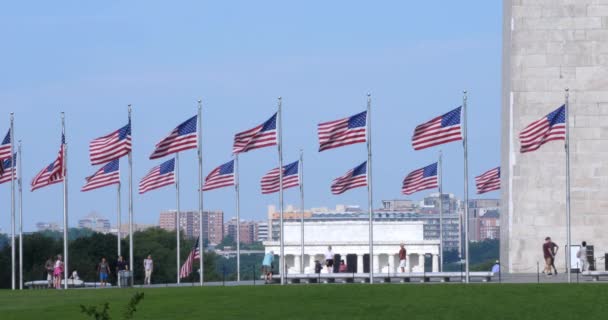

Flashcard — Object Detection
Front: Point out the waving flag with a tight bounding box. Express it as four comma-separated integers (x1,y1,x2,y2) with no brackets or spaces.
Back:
81,160,120,192
318,111,367,152
233,113,277,154
402,163,438,195
202,160,235,191
519,105,566,153
0,129,11,160
261,161,299,194
89,122,131,165
0,154,16,184
180,237,200,278
331,162,367,195
31,135,65,191
476,167,500,194
412,107,462,150
139,158,175,194
150,116,197,159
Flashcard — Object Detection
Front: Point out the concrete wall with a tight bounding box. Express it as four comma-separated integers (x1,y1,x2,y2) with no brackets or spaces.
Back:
502,0,608,272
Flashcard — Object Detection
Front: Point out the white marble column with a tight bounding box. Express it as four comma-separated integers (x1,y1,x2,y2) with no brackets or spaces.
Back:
294,255,301,273
388,254,396,273
405,254,412,272
309,255,315,272
357,254,364,273
418,254,426,272
432,254,439,272
373,255,380,273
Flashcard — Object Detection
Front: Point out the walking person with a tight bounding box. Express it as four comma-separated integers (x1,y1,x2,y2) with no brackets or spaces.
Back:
45,257,54,288
116,256,127,287
542,237,559,276
262,251,274,284
325,246,334,273
577,241,589,272
53,254,64,289
98,257,111,288
399,243,407,273
143,255,154,285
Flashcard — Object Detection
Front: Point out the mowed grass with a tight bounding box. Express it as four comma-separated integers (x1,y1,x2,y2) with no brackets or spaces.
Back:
1,284,606,320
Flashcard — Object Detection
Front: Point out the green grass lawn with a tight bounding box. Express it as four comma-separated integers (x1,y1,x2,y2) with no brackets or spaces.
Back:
0,284,605,320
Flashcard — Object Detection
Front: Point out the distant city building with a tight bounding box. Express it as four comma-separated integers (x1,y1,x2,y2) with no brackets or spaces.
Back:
471,210,500,242
78,213,111,233
224,218,257,244
159,210,224,245
36,222,61,232
256,222,269,241
421,193,461,214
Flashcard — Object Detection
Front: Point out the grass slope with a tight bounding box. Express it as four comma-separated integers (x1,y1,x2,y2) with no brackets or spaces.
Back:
1,284,606,320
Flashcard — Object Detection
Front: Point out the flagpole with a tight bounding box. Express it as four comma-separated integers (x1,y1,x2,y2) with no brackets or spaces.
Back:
462,91,470,284
117,182,121,257
565,88,572,283
18,140,23,290
61,112,69,290
438,150,443,272
235,154,241,282
278,97,285,285
299,149,305,274
10,113,15,290
367,93,374,284
197,100,204,286
175,153,181,285
128,105,134,286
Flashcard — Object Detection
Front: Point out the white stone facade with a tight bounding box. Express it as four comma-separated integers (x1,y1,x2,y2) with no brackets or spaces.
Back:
264,221,440,274
502,0,608,272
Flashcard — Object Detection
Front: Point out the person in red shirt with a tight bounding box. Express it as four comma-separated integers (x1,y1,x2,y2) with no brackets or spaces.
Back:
339,260,348,273
542,237,559,276
399,243,407,273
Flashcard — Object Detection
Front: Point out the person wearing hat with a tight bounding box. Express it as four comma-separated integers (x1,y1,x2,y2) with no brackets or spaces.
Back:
262,250,275,283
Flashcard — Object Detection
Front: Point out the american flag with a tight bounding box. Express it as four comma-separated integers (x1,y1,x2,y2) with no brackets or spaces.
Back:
260,161,299,194
412,106,462,150
89,122,131,165
519,105,565,153
476,167,500,194
31,135,65,192
0,154,16,184
0,129,11,160
331,161,367,195
202,160,235,191
150,116,197,160
318,111,367,152
233,113,277,154
402,162,438,195
139,158,175,194
81,159,120,192
180,237,200,278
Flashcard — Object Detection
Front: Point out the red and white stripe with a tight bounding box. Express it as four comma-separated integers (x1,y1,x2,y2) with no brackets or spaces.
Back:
475,167,500,194
412,109,462,151
232,114,277,154
202,163,234,191
89,127,131,165
402,168,437,195
331,170,367,195
31,146,64,191
260,167,299,195
81,165,120,192
317,113,366,152
0,167,16,184
0,129,12,161
180,239,200,278
138,165,175,194
519,118,565,153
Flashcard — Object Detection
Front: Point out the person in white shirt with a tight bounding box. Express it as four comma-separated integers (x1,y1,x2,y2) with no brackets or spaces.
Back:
577,241,588,272
143,255,153,285
325,246,334,273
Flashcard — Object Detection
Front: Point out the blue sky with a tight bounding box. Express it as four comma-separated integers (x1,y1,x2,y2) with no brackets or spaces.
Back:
0,1,502,231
